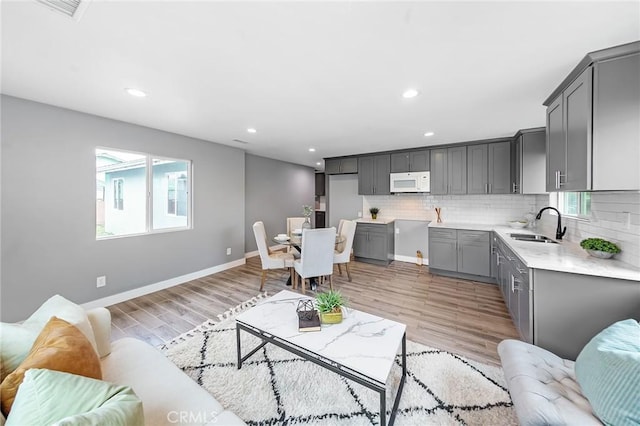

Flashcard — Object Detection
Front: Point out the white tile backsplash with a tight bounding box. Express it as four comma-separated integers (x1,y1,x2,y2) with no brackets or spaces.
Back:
362,193,538,224
535,192,640,268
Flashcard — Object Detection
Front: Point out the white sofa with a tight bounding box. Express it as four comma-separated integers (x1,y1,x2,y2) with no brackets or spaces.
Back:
87,307,245,426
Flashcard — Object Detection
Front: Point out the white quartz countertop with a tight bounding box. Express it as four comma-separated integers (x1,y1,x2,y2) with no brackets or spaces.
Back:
428,222,640,281
355,217,395,224
235,290,406,384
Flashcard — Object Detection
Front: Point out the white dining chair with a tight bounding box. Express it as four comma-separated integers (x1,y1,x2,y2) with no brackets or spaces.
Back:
334,220,357,282
286,217,306,256
253,221,294,291
293,227,336,294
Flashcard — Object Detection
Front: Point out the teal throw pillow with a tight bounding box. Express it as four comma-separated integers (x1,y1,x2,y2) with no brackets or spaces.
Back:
6,368,143,426
575,319,640,426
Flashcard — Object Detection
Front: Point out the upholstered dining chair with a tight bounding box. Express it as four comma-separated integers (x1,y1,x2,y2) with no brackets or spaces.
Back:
253,221,294,291
333,220,357,282
286,217,306,256
293,227,336,294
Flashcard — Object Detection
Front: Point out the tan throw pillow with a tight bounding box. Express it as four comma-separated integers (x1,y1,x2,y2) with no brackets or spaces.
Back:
0,317,102,416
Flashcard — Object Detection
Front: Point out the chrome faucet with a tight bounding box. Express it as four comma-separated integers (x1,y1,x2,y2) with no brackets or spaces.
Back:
536,207,567,240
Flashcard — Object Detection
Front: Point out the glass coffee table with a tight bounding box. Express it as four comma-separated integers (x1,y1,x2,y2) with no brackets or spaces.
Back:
236,290,407,426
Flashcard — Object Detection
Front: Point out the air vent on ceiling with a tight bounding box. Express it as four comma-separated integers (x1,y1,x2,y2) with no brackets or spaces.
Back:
36,0,90,21
232,139,250,145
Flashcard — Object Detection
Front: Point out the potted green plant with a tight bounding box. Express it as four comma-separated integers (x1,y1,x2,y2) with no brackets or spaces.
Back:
302,205,313,229
369,207,380,220
579,238,621,259
315,290,346,324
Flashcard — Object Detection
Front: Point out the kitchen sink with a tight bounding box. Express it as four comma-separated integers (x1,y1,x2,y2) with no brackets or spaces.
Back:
509,233,559,244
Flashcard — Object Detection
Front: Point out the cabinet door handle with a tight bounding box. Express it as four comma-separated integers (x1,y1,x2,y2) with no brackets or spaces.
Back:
506,255,515,261
512,182,517,193
516,266,527,274
511,275,520,292
488,183,492,193
555,170,559,189
558,172,565,188
485,183,489,193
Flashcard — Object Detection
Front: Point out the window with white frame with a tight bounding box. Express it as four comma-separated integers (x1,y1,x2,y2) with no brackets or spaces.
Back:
96,148,192,238
557,192,591,218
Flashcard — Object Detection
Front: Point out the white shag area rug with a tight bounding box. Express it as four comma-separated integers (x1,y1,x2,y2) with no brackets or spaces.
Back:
162,294,517,425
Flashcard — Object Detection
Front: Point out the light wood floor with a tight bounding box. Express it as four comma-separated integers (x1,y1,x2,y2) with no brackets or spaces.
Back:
107,256,519,366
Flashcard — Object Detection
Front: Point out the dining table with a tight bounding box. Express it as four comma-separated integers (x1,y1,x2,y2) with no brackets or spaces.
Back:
273,231,346,289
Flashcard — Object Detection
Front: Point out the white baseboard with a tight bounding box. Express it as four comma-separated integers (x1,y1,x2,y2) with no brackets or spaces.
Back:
394,254,430,266
81,258,246,310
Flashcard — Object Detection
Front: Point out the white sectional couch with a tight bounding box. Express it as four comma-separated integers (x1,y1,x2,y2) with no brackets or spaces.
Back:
88,307,245,426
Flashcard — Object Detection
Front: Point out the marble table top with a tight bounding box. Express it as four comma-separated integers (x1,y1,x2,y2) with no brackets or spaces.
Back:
235,290,406,384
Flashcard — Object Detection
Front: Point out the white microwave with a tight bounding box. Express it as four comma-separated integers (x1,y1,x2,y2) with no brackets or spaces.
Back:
390,171,431,193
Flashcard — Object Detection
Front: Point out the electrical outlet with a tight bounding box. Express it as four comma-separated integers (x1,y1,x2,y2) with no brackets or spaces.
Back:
96,276,106,288
357,211,362,217
226,247,231,255
395,228,400,234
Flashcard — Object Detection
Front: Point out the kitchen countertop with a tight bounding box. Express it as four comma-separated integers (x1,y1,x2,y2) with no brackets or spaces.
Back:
355,217,395,225
428,222,640,281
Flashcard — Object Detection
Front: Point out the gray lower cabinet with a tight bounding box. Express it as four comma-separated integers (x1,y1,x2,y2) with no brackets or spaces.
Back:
457,231,491,276
428,229,457,271
495,237,532,344
358,154,391,195
428,228,491,281
494,233,639,360
325,157,358,175
353,222,394,265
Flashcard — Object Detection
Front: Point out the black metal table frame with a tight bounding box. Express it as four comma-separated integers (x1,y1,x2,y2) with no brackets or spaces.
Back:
236,320,407,426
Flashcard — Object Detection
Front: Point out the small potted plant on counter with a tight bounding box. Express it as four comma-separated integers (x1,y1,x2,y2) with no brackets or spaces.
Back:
316,290,346,324
369,207,380,220
579,238,621,259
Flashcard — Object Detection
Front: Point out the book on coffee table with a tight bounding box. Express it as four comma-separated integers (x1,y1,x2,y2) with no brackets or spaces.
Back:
298,310,321,332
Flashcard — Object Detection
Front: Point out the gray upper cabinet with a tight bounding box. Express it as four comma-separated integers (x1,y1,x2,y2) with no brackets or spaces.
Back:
447,146,467,194
390,150,430,173
467,142,510,194
544,41,640,192
546,95,565,192
593,52,640,190
430,149,448,195
488,142,511,193
358,154,390,195
325,157,358,175
563,68,591,191
513,128,546,194
467,144,488,194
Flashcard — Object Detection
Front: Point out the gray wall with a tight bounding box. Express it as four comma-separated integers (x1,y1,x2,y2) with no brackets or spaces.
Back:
328,174,361,228
244,154,315,253
1,96,245,321
395,219,430,259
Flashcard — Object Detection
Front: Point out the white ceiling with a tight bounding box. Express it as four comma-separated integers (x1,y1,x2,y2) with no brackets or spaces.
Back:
2,1,639,169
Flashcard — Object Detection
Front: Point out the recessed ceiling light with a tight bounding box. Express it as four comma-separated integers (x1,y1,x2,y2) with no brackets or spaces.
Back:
247,128,257,134
424,131,435,137
402,89,419,99
309,148,316,152
125,88,147,98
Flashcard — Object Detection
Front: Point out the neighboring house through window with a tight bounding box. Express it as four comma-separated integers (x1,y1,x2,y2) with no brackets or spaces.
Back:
96,148,192,239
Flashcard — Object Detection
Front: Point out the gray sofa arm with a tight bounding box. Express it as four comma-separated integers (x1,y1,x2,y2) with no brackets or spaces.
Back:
498,339,601,426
